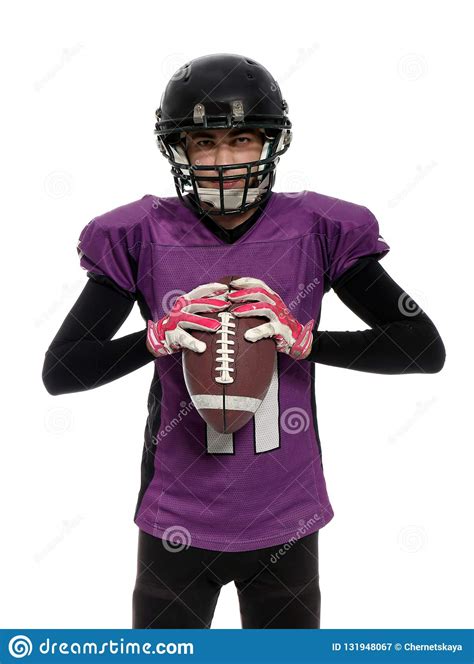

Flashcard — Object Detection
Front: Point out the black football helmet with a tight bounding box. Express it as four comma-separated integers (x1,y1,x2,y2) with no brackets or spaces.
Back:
154,53,292,216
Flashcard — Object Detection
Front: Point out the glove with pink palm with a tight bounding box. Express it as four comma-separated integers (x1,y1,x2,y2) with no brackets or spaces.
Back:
146,282,230,357
226,277,314,360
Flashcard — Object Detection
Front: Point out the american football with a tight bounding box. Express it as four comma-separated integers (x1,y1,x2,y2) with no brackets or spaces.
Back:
182,275,276,434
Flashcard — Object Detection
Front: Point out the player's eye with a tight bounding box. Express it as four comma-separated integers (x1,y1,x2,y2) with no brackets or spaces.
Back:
195,136,252,148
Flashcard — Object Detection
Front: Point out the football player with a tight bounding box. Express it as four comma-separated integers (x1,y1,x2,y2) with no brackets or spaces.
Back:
43,53,446,629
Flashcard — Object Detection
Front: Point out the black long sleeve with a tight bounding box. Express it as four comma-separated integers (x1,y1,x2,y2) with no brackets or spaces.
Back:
305,256,446,374
42,276,155,395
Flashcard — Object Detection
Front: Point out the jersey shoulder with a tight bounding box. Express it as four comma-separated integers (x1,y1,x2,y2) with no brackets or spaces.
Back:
86,194,155,233
77,195,156,295
298,190,377,233
265,190,377,240
297,191,390,288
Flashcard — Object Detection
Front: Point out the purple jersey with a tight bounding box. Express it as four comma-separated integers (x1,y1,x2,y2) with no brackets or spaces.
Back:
77,191,390,552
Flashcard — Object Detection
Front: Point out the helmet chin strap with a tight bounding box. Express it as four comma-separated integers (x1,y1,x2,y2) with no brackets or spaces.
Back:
171,129,286,213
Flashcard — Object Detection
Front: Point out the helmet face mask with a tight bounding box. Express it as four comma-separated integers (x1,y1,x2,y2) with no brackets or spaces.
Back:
154,54,292,216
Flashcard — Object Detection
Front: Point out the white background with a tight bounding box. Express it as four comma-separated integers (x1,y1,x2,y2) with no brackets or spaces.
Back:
1,0,471,629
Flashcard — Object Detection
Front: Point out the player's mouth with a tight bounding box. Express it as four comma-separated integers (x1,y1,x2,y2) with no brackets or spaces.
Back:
207,178,245,189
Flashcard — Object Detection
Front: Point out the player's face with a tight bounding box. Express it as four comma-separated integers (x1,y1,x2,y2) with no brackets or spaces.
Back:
184,128,264,189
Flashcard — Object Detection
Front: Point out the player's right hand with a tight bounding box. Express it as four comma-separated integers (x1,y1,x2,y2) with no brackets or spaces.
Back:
146,282,231,357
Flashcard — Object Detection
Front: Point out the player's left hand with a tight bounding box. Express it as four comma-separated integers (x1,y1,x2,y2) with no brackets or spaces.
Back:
226,277,315,360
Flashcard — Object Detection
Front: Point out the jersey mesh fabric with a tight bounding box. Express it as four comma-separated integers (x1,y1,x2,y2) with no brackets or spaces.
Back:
77,190,390,552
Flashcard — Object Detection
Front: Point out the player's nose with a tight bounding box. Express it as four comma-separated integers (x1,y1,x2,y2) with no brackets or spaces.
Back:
213,142,235,165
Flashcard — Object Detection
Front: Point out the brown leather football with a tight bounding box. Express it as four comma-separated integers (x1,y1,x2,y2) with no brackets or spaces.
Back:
182,275,276,434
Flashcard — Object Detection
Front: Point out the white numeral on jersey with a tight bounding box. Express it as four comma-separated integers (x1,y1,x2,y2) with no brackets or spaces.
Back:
206,359,280,454
254,360,280,452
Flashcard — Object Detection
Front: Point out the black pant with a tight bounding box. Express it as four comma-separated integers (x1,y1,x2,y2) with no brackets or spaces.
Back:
132,529,320,629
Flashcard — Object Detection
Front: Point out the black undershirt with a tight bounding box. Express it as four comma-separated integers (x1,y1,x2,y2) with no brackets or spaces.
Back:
42,199,445,395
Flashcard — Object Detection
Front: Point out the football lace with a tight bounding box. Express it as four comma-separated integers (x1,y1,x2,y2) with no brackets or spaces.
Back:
215,311,236,384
